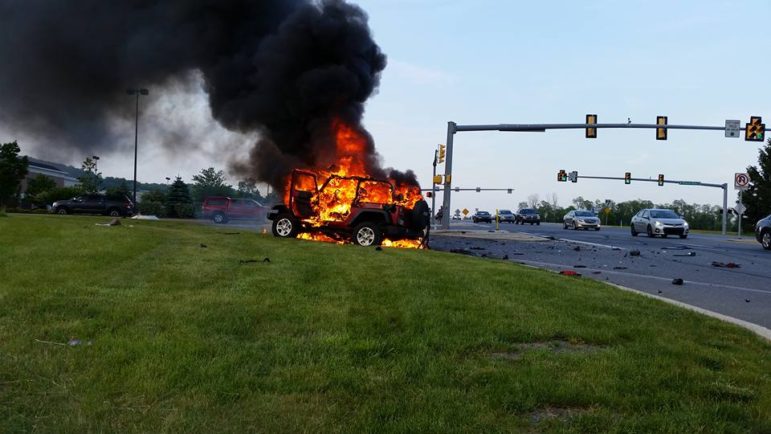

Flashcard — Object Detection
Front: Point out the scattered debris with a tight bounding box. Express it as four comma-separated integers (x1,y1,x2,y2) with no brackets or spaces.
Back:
629,250,641,257
573,265,587,268
450,248,474,256
573,246,581,252
613,266,627,270
469,247,485,250
222,232,241,235
612,247,621,251
711,261,740,268
502,254,509,260
657,290,663,294
263,257,271,263
672,278,684,285
95,218,121,227
559,270,581,277
509,252,524,256
34,339,66,346
745,299,751,303
239,259,258,264
67,338,92,346
131,214,159,220
200,243,208,248
674,252,696,257
591,271,602,275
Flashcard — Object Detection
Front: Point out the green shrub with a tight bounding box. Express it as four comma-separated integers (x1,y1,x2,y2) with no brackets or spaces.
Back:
138,201,166,217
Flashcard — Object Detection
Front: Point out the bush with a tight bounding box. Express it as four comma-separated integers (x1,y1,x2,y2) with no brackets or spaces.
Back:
35,186,83,207
173,203,195,218
138,201,166,217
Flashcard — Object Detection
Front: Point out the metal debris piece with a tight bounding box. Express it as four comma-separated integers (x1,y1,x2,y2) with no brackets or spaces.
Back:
629,250,641,257
672,278,684,285
559,270,581,277
711,261,740,268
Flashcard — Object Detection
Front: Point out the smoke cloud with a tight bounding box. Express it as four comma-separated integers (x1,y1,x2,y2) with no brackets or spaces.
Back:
0,0,405,190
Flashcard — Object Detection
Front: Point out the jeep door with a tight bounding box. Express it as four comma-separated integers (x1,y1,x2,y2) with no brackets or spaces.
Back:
290,171,318,219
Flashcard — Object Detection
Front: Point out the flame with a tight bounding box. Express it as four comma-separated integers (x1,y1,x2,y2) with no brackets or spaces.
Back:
280,118,425,249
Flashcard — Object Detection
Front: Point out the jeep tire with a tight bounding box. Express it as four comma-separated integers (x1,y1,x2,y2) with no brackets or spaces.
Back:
352,222,383,247
272,214,299,238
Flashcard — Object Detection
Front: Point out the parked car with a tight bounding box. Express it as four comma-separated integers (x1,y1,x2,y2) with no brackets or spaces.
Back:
52,193,134,217
564,210,601,230
496,209,516,223
755,214,771,250
630,208,689,238
515,208,540,225
202,196,267,224
472,210,492,223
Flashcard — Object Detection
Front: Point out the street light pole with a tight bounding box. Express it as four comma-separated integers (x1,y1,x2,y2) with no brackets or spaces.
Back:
126,88,149,206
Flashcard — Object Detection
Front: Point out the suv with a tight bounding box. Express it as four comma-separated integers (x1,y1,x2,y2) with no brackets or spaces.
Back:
515,208,540,225
202,197,266,224
267,169,429,246
497,209,516,223
52,194,134,217
755,214,771,250
472,211,492,223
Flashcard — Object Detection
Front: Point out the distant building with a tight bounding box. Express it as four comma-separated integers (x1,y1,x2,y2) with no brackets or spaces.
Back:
20,157,79,192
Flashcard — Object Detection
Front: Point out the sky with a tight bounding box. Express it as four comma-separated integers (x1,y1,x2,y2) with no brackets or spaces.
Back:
13,0,771,212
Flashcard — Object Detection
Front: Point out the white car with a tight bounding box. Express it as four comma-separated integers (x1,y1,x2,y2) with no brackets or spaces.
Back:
563,210,600,230
630,208,689,239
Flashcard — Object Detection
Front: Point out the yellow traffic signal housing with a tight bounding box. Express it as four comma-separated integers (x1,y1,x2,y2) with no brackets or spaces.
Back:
432,175,442,184
585,114,597,138
658,174,664,186
745,116,765,142
656,116,668,140
438,144,446,163
624,172,631,184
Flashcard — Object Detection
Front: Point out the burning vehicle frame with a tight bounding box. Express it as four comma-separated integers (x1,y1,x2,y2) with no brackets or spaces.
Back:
268,168,430,247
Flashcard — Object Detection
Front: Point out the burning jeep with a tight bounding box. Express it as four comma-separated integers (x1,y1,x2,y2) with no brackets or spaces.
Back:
267,169,430,247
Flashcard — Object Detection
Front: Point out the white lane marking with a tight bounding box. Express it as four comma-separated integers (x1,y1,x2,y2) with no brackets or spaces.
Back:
517,259,771,295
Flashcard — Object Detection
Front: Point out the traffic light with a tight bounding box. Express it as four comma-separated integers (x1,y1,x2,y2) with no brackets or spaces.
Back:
585,114,597,138
744,116,765,142
557,169,567,182
658,174,664,186
569,170,578,183
432,175,442,184
438,144,446,163
656,116,668,140
624,172,631,184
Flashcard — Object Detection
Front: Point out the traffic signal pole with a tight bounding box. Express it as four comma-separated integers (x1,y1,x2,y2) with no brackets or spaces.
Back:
573,175,729,235
431,149,437,226
439,119,742,230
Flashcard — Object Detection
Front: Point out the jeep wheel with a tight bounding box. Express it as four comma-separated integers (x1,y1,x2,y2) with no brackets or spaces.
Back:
272,214,298,238
56,207,68,215
353,222,382,247
212,213,228,224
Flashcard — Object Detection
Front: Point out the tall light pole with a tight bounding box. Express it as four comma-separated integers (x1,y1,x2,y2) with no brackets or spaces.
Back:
126,88,149,205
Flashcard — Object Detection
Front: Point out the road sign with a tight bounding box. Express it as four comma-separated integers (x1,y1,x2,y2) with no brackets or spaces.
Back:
678,181,701,186
734,172,750,190
734,202,746,215
462,208,469,216
725,120,740,138
568,171,578,183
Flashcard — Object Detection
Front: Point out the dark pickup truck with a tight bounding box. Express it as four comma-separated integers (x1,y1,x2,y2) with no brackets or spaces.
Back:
52,194,134,217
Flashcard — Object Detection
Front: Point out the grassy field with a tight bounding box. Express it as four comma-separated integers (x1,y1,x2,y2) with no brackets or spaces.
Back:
1,215,769,433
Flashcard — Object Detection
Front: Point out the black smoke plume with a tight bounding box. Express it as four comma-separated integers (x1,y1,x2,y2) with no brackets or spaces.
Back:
0,0,406,191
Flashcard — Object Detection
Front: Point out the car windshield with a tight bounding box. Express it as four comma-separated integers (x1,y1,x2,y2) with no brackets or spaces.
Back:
499,210,512,214
478,211,490,215
575,211,594,217
650,210,680,219
520,209,535,214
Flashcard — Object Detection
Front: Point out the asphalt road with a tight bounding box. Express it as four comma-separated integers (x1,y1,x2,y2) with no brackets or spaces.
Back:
430,221,771,330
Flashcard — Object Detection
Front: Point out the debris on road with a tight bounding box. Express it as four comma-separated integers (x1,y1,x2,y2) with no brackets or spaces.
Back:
674,252,696,257
672,278,684,285
629,250,641,257
613,266,627,270
573,246,581,252
711,261,740,268
573,265,587,268
559,270,581,277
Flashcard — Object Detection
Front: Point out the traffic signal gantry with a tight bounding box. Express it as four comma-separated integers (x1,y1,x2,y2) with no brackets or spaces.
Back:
439,115,760,231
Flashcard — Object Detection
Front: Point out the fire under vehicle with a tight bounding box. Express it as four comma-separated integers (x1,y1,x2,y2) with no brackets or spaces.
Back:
268,169,430,247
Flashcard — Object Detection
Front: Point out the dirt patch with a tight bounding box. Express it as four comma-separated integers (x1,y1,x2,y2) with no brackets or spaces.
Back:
491,340,603,361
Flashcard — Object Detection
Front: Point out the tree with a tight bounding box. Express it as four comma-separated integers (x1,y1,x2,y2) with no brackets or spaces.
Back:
0,141,29,211
165,176,194,218
139,189,167,217
191,167,233,203
25,174,57,206
527,194,539,208
78,157,102,193
745,139,771,223
105,180,131,201
237,178,259,198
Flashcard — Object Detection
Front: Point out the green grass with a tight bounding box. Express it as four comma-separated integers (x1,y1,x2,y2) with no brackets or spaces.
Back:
1,215,770,433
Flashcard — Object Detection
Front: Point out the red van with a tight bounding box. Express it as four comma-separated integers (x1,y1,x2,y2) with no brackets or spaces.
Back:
202,197,266,224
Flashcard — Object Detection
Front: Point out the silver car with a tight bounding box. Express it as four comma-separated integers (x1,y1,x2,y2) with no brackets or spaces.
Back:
630,208,689,239
563,210,601,230
497,209,516,223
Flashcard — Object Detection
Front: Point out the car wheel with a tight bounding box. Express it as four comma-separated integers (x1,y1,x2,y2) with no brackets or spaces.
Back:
563,222,568,229
572,221,578,230
108,208,121,217
647,225,654,238
595,227,601,231
680,234,688,239
631,225,638,237
212,213,228,224
536,221,540,226
353,222,382,247
662,234,668,238
761,230,771,250
56,207,68,215
272,214,299,238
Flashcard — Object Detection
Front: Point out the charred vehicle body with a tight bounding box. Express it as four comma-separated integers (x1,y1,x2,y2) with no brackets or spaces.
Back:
268,169,430,247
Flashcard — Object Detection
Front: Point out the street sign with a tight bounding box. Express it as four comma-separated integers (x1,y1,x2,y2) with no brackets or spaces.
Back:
734,202,746,215
462,208,469,216
678,181,702,186
734,172,750,190
725,119,740,138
